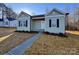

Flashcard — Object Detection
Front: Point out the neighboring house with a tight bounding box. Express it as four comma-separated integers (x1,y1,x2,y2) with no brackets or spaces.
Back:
0,12,17,27
4,17,17,27
0,8,4,27
0,3,17,28
0,19,4,27
17,8,69,34
17,11,31,31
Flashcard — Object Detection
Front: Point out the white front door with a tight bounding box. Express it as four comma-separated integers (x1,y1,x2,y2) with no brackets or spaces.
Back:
41,21,45,31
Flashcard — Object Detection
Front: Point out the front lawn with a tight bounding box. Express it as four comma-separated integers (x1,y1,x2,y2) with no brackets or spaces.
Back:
0,32,35,54
24,32,79,55
0,28,16,37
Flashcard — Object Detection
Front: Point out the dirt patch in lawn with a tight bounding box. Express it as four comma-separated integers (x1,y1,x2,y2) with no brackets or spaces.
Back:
0,32,35,54
24,32,79,55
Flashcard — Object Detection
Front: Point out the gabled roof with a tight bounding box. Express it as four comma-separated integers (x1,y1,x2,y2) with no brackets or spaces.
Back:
46,8,67,15
17,11,31,18
17,8,69,21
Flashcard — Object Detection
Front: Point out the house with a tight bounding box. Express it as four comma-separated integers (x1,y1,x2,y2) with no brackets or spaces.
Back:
17,8,69,34
0,7,4,27
17,11,31,31
4,17,17,27
0,12,17,28
0,3,17,28
0,13,4,27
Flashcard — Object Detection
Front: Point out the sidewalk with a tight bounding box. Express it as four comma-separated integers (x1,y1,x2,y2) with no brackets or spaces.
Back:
5,32,42,55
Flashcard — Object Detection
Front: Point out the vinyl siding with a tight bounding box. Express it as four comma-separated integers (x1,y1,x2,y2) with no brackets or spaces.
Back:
45,15,65,34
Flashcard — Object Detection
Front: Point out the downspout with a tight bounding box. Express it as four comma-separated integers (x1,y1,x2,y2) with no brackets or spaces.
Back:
65,13,69,30
30,16,32,32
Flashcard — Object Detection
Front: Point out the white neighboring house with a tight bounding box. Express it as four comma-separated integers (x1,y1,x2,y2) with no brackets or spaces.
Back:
3,15,17,27
0,3,17,28
0,7,4,27
0,12,17,28
17,8,69,34
17,11,31,31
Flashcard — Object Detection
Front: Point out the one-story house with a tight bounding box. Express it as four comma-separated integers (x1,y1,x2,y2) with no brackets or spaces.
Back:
17,8,69,34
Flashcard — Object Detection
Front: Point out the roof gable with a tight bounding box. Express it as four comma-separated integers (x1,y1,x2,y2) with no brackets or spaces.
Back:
46,8,66,16
17,11,31,18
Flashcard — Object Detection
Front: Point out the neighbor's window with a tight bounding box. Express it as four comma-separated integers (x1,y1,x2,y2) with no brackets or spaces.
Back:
19,21,20,27
25,20,28,27
49,19,51,27
6,22,8,25
57,19,59,27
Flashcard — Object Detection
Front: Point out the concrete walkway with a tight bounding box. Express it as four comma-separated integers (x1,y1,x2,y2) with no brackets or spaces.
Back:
5,32,42,55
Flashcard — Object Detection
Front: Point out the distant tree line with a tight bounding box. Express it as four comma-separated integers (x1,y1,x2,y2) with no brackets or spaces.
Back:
65,6,79,31
0,3,17,19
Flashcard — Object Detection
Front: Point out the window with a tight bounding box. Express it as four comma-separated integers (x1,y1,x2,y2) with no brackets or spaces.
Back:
49,19,51,27
23,21,26,27
19,21,20,27
57,19,59,27
6,22,8,25
25,20,28,27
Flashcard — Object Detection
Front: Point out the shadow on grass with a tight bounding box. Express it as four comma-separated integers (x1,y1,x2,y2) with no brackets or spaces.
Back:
44,32,68,37
15,31,38,34
15,31,69,37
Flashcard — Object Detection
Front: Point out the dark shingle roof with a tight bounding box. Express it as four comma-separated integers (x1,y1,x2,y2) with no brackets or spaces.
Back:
0,18,3,21
7,17,16,21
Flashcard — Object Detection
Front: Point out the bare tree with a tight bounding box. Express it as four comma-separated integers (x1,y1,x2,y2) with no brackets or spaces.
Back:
64,5,70,30
31,12,36,16
75,7,79,30
45,6,50,15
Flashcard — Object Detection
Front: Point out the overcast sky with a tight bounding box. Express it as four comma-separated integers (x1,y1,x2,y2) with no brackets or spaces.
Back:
5,3,79,15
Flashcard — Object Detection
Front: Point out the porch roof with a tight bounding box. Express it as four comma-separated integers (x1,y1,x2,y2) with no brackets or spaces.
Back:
32,14,45,20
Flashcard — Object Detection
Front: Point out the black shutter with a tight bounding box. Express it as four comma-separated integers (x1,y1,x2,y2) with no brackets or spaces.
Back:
49,19,51,27
19,21,20,27
57,19,59,27
26,20,27,27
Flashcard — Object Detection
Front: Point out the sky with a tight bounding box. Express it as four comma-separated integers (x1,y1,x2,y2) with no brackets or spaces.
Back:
5,3,79,15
